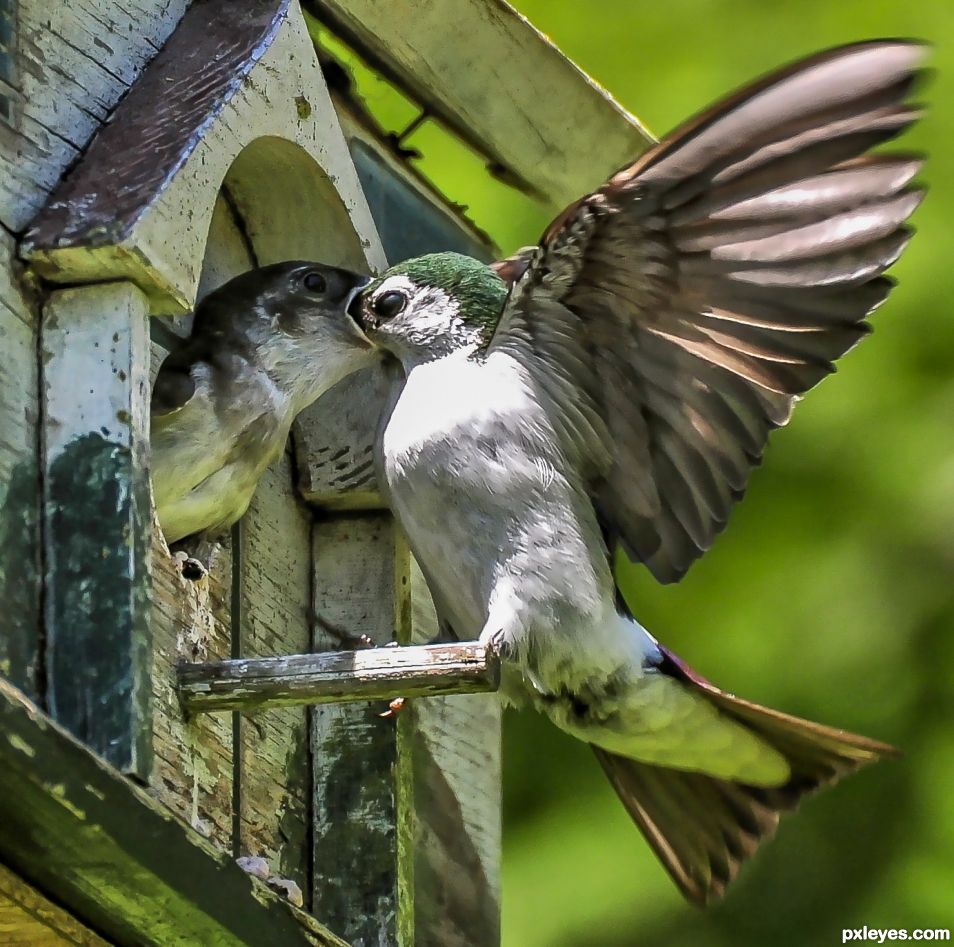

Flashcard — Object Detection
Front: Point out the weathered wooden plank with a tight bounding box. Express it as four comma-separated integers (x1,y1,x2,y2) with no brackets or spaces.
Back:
0,863,111,947
306,0,653,208
0,677,348,947
41,282,152,777
147,178,253,848
1,0,189,231
0,229,40,697
396,560,502,947
179,642,499,713
238,452,312,900
150,529,236,847
23,0,386,313
311,513,411,945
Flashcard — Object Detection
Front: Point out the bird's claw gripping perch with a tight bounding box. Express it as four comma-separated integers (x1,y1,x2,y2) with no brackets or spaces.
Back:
379,697,406,718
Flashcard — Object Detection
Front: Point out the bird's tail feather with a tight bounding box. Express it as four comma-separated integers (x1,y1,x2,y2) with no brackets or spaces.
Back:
595,645,897,906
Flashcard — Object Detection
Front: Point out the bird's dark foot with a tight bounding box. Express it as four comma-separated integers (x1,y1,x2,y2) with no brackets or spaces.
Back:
310,611,375,650
379,696,406,718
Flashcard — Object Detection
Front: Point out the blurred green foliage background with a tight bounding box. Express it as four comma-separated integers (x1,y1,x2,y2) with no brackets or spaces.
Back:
343,2,954,942
405,2,954,944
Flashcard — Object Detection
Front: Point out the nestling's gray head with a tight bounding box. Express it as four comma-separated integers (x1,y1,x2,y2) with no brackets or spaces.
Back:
192,260,375,407
350,252,510,365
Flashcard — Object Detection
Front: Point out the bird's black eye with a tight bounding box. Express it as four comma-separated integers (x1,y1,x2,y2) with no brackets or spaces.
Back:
373,290,407,320
303,271,327,294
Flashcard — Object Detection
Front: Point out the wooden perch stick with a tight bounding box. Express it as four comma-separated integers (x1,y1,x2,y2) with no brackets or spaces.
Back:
177,642,500,714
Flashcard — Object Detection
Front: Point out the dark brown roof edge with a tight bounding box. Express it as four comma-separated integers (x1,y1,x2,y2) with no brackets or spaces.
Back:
24,0,289,253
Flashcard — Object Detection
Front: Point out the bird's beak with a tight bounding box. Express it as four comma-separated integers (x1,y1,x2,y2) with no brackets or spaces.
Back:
345,277,373,344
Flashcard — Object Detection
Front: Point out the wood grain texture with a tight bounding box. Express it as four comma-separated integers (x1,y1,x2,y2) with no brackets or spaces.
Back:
307,0,653,208
311,513,411,946
41,282,152,777
238,452,312,898
1,0,189,231
147,176,253,850
0,229,40,697
150,529,236,848
0,864,110,947
22,0,386,313
0,677,348,947
179,642,499,712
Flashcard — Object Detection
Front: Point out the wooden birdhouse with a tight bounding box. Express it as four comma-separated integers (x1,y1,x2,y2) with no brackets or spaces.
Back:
0,1,650,943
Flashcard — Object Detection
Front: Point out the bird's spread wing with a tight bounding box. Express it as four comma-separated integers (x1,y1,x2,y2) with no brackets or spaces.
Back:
487,41,927,583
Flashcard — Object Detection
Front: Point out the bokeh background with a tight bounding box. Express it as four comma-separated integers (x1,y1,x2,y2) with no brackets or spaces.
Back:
354,3,954,944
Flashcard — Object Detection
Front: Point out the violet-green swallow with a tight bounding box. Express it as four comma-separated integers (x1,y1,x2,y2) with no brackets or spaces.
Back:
151,261,372,543
350,42,926,903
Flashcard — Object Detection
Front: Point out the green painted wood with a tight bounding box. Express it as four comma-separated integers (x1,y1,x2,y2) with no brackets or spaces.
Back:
41,283,152,777
311,512,410,945
0,231,40,697
0,676,347,947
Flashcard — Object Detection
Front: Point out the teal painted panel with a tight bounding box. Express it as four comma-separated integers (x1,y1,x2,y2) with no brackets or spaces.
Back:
350,140,493,264
0,0,14,124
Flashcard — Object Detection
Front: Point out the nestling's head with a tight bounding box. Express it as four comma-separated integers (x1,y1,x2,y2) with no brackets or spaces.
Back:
349,252,510,365
195,260,375,407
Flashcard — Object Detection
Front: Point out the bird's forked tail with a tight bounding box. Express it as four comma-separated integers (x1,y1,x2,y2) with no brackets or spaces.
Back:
594,646,897,905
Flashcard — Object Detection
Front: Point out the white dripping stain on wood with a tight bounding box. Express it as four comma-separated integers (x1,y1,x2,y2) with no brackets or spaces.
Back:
150,524,234,845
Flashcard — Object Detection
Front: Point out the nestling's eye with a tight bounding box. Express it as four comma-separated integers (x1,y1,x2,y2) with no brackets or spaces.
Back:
372,290,407,320
303,271,327,294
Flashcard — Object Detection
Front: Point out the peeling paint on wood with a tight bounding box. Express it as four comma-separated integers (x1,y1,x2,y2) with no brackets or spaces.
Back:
41,282,152,777
295,365,392,509
179,641,499,712
239,452,312,899
311,513,410,945
0,229,39,697
147,178,253,849
150,527,235,847
1,0,190,231
22,0,385,313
